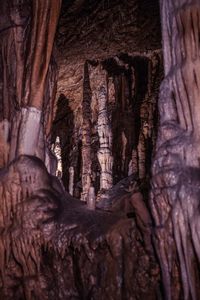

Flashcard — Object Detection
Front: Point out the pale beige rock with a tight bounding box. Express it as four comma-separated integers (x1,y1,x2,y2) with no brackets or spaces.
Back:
69,166,74,196
87,186,96,210
97,85,113,190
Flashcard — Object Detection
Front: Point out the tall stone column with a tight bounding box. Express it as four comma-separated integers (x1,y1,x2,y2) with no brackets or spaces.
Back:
97,85,113,190
81,62,92,202
0,0,61,168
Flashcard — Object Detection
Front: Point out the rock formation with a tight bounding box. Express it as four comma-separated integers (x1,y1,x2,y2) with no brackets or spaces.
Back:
0,154,160,300
2,0,199,299
151,1,200,299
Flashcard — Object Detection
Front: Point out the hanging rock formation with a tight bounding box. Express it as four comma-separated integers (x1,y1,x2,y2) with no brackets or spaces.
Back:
0,0,61,170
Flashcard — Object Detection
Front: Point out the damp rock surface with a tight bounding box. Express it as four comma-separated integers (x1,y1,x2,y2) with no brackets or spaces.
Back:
0,155,160,300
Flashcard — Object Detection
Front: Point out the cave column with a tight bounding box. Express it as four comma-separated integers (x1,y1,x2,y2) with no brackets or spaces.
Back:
51,136,62,178
69,166,74,195
128,67,139,176
9,0,61,162
97,84,113,190
137,130,146,179
81,62,92,202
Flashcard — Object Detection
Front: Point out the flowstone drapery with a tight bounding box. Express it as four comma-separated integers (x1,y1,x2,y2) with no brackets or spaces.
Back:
151,1,200,299
0,0,61,169
0,0,168,299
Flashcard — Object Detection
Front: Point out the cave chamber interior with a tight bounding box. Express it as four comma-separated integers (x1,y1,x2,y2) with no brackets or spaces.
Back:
0,0,182,299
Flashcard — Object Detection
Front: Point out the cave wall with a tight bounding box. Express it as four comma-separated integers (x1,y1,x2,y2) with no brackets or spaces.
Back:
0,1,166,300
0,155,160,300
1,0,200,299
151,1,200,299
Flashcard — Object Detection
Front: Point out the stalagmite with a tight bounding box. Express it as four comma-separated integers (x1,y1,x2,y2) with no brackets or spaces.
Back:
137,132,146,179
81,62,92,201
69,166,74,196
97,86,113,190
87,186,96,210
128,149,138,176
52,136,62,178
138,121,150,180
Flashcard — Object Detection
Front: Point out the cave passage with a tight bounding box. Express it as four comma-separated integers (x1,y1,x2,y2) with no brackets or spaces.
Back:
1,0,200,300
0,0,163,299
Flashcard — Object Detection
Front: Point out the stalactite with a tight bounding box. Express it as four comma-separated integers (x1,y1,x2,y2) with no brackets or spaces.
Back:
2,29,14,121
17,0,61,158
0,0,61,169
97,85,113,191
81,62,92,202
107,76,116,106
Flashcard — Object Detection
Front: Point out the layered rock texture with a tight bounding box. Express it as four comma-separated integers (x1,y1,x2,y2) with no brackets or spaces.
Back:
54,0,163,198
0,155,160,300
4,0,200,299
151,1,200,299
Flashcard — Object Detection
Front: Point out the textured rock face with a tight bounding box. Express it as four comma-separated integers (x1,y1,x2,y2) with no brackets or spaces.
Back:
150,1,200,299
0,155,160,300
53,52,163,198
0,0,61,169
54,0,163,199
2,1,200,299
57,0,161,61
56,0,162,112
0,0,164,299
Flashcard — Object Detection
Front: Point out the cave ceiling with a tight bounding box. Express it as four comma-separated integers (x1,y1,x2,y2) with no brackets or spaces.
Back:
57,0,161,59
56,0,162,111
